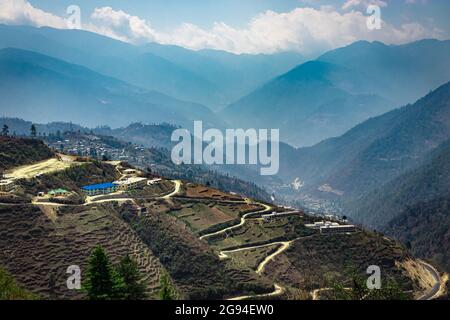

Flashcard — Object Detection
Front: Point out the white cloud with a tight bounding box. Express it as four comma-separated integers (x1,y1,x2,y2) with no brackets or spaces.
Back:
89,6,158,43
0,0,66,28
88,6,442,55
0,1,444,55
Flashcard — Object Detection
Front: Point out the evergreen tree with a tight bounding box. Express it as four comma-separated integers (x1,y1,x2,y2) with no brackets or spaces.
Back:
83,246,121,300
48,272,57,300
89,148,98,159
116,256,147,300
159,272,176,300
30,124,37,137
2,124,9,136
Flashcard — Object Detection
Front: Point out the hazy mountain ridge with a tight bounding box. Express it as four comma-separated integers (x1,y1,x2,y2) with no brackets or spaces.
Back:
222,40,450,147
278,81,450,200
318,39,450,104
0,24,304,110
0,48,222,129
349,138,450,227
372,139,450,273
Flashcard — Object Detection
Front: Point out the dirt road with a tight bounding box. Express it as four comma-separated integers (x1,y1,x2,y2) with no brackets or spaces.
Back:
5,157,78,180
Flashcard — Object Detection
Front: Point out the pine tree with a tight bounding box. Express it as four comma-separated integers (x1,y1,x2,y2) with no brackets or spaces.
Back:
83,246,120,300
2,124,9,136
159,272,176,300
48,272,57,300
116,256,147,300
30,124,37,137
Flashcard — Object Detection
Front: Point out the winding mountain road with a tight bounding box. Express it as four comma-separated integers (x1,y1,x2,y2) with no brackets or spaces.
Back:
417,260,443,300
196,198,296,300
199,202,272,240
228,284,285,301
159,180,182,199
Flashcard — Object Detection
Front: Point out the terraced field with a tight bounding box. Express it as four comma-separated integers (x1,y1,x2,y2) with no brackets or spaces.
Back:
0,203,164,299
208,215,316,250
221,245,281,270
127,180,174,198
119,202,273,299
264,231,414,293
168,200,264,234
182,183,243,201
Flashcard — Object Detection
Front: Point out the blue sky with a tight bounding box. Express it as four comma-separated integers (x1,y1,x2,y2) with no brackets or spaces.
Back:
1,0,449,54
26,0,450,30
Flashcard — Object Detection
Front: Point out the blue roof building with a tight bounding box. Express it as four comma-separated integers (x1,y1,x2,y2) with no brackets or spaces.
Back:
82,182,117,196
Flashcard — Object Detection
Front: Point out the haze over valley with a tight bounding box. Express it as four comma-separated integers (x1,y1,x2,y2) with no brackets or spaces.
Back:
0,0,449,301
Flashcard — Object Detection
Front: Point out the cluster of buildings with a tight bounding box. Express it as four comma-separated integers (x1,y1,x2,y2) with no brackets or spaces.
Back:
46,134,147,164
48,188,70,197
0,179,15,192
305,221,356,234
81,176,161,196
36,189,71,199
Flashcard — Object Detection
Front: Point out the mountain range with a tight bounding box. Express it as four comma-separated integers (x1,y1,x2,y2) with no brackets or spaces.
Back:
2,25,450,149
362,138,450,272
222,40,450,146
0,47,221,129
0,24,305,111
278,81,450,200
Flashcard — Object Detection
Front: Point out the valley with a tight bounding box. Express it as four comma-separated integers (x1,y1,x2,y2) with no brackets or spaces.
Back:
0,10,449,303
0,137,446,300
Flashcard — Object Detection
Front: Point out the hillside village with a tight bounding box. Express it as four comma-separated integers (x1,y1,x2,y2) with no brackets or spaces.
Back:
0,0,448,306
45,132,148,166
0,136,447,300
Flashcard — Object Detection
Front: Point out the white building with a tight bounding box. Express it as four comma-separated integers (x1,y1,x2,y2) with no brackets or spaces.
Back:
320,224,356,234
305,221,356,234
0,179,15,192
123,169,139,176
147,178,162,185
113,177,147,191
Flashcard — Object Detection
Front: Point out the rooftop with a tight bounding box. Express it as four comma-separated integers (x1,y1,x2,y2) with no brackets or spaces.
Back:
113,177,147,185
82,183,116,191
48,188,69,194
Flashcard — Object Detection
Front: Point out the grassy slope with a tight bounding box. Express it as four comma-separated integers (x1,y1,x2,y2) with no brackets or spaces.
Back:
0,136,54,171
119,202,273,299
265,231,413,292
0,266,37,300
